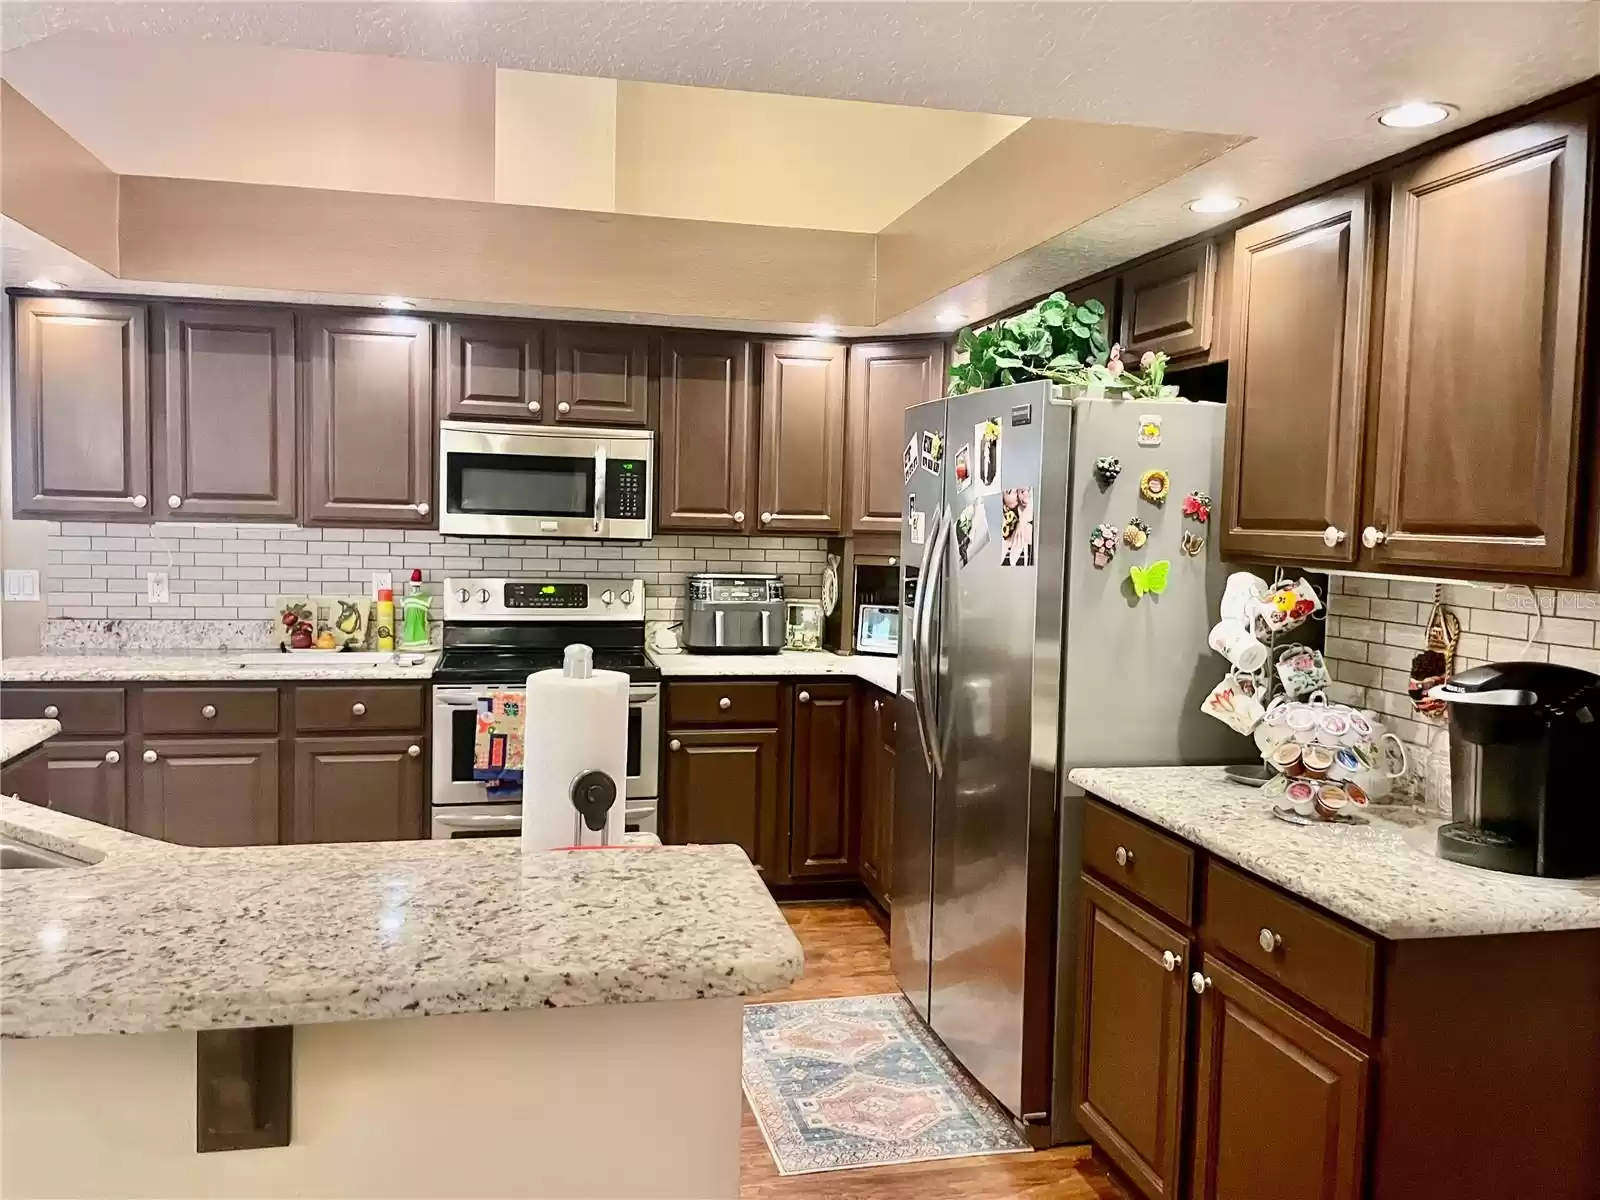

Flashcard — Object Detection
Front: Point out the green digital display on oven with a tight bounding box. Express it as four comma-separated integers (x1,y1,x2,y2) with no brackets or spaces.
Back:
541,586,556,595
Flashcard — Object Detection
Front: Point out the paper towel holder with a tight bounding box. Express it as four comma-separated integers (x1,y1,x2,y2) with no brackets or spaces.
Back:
571,769,619,833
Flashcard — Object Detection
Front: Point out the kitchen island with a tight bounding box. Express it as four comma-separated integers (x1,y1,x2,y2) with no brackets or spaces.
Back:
0,797,802,1198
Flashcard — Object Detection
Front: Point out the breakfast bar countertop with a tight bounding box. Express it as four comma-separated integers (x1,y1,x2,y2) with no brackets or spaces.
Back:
649,648,899,692
0,719,61,765
0,651,439,683
0,797,802,1039
1070,764,1600,940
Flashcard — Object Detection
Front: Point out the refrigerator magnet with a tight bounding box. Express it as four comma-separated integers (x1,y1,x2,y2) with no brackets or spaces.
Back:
954,500,991,566
1123,517,1150,550
1137,414,1163,446
1094,456,1122,488
920,430,944,474
1181,530,1206,557
1183,490,1212,523
909,509,927,546
903,436,918,484
1090,523,1119,568
1001,488,1034,567
1139,468,1171,504
974,418,1002,495
953,444,973,492
1128,559,1171,599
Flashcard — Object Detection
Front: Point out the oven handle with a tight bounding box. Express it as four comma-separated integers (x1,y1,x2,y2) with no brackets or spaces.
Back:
434,813,524,831
594,446,608,534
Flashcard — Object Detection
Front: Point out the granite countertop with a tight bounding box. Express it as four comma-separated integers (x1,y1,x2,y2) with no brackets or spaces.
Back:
0,651,439,683
1,719,61,765
1069,765,1600,940
649,649,899,692
0,797,802,1039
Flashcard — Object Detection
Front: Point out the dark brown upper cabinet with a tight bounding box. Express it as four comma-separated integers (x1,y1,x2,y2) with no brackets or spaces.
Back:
846,340,945,535
1118,241,1218,363
302,312,435,527
1221,188,1374,564
440,319,543,423
758,340,847,534
153,305,297,522
1367,101,1593,575
550,324,652,426
11,296,152,520
657,332,755,533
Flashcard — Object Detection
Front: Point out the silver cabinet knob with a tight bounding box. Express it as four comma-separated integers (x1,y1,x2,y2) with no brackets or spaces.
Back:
760,512,773,524
557,401,571,415
873,698,882,712
889,557,897,566
455,588,470,603
620,589,633,604
733,511,745,523
1259,927,1283,953
1162,950,1181,973
132,495,147,508
351,702,367,717
1361,525,1387,548
42,705,59,719
798,690,811,704
201,704,217,719
104,750,120,764
601,590,615,605
669,738,682,752
407,744,421,758
527,400,541,414
477,588,491,603
718,696,732,710
1191,972,1211,995
414,502,430,516
1114,845,1133,868
168,495,183,509
142,749,158,764
1322,525,1346,547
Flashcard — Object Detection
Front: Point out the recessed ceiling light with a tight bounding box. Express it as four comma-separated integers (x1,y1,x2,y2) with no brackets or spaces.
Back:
380,296,415,310
1186,195,1244,215
1377,101,1454,129
25,277,63,290
812,319,839,338
936,308,967,329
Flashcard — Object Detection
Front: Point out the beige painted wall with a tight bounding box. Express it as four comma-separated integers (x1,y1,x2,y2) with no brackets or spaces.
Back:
614,81,1024,232
1,33,497,202
0,81,119,274
0,291,51,656
495,70,618,211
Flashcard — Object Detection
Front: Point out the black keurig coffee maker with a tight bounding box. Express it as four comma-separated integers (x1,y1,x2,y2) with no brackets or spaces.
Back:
1430,662,1600,877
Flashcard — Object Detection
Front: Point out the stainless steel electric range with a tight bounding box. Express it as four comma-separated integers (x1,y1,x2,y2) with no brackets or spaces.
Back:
429,577,660,839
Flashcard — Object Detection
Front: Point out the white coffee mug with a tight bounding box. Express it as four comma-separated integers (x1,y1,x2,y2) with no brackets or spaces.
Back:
1201,674,1266,735
1220,572,1269,622
1208,619,1268,671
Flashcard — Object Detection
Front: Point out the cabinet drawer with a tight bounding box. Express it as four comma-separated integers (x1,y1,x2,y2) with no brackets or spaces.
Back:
140,687,280,735
666,681,782,727
1203,860,1377,1036
1,687,125,736
294,685,426,733
1083,799,1196,927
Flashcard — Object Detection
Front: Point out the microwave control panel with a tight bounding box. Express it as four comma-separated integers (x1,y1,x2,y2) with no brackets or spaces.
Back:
504,582,589,609
606,460,649,520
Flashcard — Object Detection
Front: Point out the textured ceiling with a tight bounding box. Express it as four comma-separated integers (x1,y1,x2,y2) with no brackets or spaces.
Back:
4,2,1597,330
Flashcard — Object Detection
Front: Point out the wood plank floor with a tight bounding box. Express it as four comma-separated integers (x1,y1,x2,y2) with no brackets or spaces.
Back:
740,902,1133,1200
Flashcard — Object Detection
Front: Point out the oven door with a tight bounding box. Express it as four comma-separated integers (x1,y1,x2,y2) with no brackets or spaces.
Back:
432,803,523,840
438,422,652,540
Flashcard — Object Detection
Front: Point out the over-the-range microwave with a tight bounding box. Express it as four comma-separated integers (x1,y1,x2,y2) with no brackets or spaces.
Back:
438,421,653,540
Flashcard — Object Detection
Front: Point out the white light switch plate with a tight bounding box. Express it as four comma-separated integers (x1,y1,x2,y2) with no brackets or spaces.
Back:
3,569,40,601
147,571,170,604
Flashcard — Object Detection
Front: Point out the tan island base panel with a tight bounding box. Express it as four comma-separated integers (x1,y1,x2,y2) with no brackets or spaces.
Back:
2,997,743,1199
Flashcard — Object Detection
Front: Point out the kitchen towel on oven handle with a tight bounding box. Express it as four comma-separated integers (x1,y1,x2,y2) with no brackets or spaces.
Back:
474,690,525,797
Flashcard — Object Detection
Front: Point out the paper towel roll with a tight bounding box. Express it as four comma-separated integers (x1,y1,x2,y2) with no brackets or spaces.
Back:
521,646,629,851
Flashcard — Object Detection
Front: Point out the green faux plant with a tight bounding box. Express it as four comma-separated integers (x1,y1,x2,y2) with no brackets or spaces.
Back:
947,292,1108,395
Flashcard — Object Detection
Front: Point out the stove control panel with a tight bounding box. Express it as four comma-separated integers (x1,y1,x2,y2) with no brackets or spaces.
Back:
505,582,588,609
442,578,645,622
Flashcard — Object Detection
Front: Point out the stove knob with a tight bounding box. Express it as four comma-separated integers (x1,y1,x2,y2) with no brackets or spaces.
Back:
620,589,633,604
455,588,470,603
600,590,615,605
477,588,492,604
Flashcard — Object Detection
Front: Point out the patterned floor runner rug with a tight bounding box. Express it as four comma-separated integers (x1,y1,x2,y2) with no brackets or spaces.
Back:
742,993,1031,1175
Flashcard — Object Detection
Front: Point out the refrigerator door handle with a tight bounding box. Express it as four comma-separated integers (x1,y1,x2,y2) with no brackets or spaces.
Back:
919,505,953,778
908,504,938,774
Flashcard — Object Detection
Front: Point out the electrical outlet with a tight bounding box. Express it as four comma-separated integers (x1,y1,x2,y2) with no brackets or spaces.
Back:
146,571,170,604
3,569,40,601
371,571,393,598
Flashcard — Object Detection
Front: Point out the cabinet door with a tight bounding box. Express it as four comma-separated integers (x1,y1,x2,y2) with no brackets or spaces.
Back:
302,313,434,527
154,305,297,521
657,333,755,532
136,738,279,846
12,297,152,520
846,341,944,535
1190,954,1369,1200
440,319,543,423
1119,242,1218,362
664,726,783,879
758,340,847,534
1072,875,1190,1200
43,739,128,828
789,681,857,879
858,691,897,908
1370,103,1593,573
293,735,425,843
1221,189,1373,563
550,324,651,426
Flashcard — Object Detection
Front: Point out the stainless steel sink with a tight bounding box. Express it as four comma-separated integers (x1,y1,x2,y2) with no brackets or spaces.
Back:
0,838,87,869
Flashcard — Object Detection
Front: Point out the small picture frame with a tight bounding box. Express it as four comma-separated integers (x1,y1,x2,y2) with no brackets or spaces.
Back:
785,601,824,651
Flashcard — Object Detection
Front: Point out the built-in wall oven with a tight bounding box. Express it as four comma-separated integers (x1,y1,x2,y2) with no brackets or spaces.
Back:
438,421,653,540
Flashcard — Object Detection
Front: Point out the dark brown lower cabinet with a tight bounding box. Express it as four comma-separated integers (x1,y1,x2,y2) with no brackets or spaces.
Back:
665,726,783,878
788,681,857,879
1073,875,1191,1200
292,735,426,843
136,737,280,847
0,746,51,811
1190,954,1368,1200
43,740,128,827
857,691,896,909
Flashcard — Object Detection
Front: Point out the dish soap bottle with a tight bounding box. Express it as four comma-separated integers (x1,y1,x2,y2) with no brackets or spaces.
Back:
400,568,431,649
374,588,395,651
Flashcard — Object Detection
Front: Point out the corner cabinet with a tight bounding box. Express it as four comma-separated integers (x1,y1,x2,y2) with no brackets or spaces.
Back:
656,333,756,532
758,340,847,534
845,340,945,535
857,690,896,910
1118,242,1219,364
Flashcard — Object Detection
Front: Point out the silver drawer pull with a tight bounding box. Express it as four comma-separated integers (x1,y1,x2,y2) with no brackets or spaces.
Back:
143,749,158,764
201,704,217,719
42,705,59,719
1259,927,1283,953
1161,950,1180,972
1191,972,1212,995
352,702,367,716
104,750,120,764
407,744,421,758
1114,845,1134,868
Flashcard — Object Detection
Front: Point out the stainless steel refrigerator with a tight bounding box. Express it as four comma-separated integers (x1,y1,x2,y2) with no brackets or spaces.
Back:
891,380,1243,1146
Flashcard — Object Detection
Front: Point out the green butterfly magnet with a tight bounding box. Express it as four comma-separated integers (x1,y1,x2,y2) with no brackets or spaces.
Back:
1128,559,1171,599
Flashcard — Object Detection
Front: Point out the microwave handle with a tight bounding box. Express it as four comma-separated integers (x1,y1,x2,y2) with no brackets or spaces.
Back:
594,446,607,534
